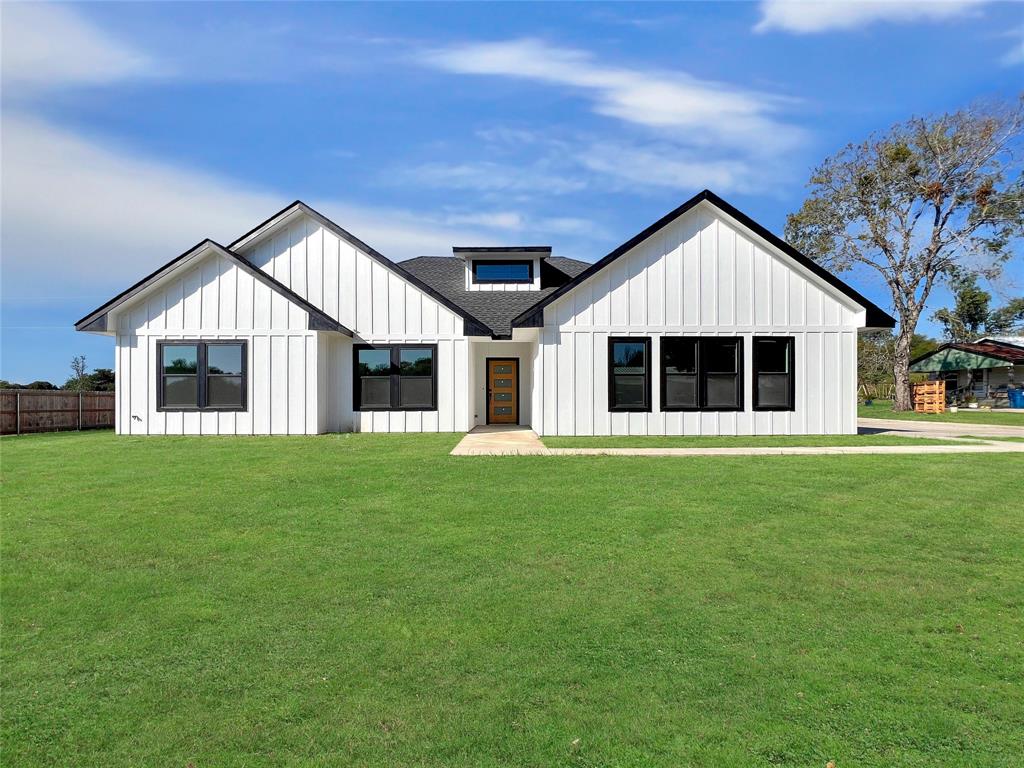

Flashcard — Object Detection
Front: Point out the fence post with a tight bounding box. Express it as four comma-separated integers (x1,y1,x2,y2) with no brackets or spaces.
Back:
79,391,84,430
15,391,21,436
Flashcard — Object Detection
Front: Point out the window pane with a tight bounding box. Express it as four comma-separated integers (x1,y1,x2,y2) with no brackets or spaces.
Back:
665,374,698,408
756,339,790,373
208,344,243,375
757,374,790,408
357,349,391,376
399,348,433,377
614,375,645,407
703,340,738,373
705,374,739,408
208,376,244,407
493,364,513,375
612,342,646,373
163,375,197,407
360,377,391,407
493,406,513,415
493,392,513,401
663,339,697,374
474,262,531,281
493,378,513,388
163,345,198,374
399,378,432,407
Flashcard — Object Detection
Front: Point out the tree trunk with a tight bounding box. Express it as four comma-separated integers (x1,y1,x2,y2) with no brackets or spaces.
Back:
892,328,914,411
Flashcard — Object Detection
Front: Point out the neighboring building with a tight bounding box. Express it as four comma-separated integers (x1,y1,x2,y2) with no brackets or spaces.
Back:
910,338,1024,402
76,190,894,436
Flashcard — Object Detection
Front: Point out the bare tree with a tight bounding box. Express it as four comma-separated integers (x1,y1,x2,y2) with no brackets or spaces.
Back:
786,99,1024,410
69,355,89,391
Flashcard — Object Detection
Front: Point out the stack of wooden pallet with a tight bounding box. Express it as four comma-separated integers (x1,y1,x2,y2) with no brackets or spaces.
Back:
912,381,946,414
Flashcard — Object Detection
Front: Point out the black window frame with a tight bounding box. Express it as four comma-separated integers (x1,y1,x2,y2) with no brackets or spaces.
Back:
471,259,534,284
660,336,744,412
353,344,438,411
607,336,652,412
156,339,248,412
752,336,796,412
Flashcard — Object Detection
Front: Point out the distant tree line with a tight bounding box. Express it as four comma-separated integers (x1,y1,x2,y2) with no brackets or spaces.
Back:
0,356,115,392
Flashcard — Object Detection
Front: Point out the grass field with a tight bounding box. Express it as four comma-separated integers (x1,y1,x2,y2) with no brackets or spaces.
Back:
3,431,1023,767
541,434,977,448
859,399,1024,426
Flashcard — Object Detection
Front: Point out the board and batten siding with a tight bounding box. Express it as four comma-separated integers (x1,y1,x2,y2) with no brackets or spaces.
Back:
240,213,471,432
112,252,325,435
532,205,862,436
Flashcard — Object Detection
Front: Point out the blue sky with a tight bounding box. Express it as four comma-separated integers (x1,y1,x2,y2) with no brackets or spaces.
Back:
1,0,1021,383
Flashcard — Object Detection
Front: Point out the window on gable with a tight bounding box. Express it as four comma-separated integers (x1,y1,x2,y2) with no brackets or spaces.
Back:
753,337,795,411
354,345,437,411
472,260,533,283
608,337,651,411
660,337,743,411
158,341,247,411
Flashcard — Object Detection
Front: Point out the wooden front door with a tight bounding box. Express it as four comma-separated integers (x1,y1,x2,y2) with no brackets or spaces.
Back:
487,359,518,424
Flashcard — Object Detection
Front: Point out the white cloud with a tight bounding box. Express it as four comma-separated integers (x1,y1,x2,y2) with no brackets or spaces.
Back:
1001,28,1024,66
0,3,155,91
443,211,525,230
579,142,758,193
411,39,806,197
395,160,587,195
0,114,502,303
419,38,803,152
390,127,785,198
440,210,605,239
755,0,988,34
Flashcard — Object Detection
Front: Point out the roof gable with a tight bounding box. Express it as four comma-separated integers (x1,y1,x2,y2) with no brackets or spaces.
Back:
510,190,896,330
229,201,495,336
75,240,351,334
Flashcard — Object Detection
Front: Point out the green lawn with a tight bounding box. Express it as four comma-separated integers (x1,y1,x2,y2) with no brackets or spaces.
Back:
542,434,973,448
860,399,1024,426
3,431,1023,767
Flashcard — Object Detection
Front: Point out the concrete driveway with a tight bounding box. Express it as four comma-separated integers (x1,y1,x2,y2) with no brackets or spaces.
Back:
858,417,1024,439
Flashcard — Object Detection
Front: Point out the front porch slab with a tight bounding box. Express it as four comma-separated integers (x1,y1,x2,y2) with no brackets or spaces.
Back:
450,425,549,455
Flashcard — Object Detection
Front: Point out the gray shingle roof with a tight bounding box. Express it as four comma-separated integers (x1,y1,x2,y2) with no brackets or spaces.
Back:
400,256,591,337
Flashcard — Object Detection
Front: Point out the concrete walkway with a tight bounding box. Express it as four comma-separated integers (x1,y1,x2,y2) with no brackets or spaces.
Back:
544,442,1024,457
451,424,1024,457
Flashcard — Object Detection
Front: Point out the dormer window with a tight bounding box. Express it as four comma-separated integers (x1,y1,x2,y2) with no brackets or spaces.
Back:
471,260,533,284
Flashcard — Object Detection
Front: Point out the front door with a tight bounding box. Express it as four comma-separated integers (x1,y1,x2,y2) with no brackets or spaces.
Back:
487,359,518,424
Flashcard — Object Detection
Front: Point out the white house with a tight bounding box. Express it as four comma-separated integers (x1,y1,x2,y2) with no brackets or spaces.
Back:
76,190,894,436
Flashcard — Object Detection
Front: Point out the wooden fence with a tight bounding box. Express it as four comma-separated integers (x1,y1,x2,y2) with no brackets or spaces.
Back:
0,390,115,435
911,380,946,415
